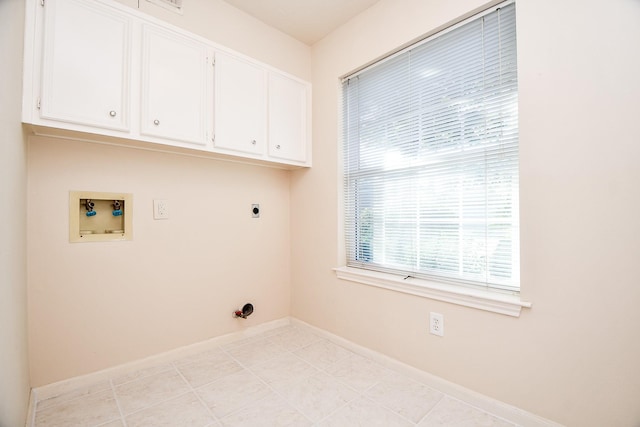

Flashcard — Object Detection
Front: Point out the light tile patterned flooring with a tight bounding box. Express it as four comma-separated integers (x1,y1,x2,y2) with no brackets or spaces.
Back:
33,324,518,426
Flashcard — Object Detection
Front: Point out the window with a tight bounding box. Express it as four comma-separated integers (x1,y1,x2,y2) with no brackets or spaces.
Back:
145,0,183,14
342,2,519,293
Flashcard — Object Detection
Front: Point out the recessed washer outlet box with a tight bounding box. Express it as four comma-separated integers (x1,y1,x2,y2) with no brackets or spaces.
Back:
69,191,132,242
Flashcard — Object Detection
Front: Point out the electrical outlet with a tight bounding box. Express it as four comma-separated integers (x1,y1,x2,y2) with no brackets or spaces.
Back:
153,199,169,219
429,312,444,336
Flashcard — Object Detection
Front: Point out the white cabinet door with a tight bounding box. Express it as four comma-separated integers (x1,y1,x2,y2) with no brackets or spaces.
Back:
268,72,309,163
213,51,266,156
140,24,209,146
40,0,131,131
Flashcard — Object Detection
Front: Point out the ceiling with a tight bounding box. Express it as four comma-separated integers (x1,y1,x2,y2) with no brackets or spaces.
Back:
222,0,381,45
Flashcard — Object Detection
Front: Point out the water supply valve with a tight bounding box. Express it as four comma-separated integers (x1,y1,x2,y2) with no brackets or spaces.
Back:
85,199,96,217
112,200,123,216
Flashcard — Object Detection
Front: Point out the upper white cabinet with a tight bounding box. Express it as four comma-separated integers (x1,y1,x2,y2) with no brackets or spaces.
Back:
140,24,210,147
40,0,131,131
268,72,309,164
213,51,267,156
23,0,311,168
213,53,311,165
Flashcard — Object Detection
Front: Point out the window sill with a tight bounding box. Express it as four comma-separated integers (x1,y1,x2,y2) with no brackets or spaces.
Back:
333,266,531,317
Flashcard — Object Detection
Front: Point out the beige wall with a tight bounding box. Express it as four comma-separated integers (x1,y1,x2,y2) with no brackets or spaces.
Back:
28,139,292,386
0,0,31,425
26,0,311,386
291,0,640,426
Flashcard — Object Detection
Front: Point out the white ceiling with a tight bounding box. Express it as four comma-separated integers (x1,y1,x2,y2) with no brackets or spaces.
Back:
222,0,381,45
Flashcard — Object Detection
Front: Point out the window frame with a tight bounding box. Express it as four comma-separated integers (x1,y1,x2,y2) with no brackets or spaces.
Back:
336,0,530,316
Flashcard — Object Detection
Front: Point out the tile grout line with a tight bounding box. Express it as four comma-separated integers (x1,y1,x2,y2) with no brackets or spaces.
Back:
431,394,522,427
309,387,364,426
414,392,446,425
113,365,200,422
182,329,425,426
110,363,175,388
375,385,447,425
33,382,112,413
218,344,315,423
311,362,392,425
307,351,375,425
247,333,366,425
217,333,322,424
173,360,221,424
116,388,195,421
109,378,128,427
368,393,425,425
167,331,314,424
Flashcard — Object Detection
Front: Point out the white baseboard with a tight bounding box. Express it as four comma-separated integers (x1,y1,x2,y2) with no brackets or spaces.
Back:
31,317,290,402
24,387,36,427
290,318,563,427
28,316,561,427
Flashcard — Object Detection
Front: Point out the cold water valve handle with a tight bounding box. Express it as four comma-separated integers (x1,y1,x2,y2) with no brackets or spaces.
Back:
85,199,96,217
112,200,123,216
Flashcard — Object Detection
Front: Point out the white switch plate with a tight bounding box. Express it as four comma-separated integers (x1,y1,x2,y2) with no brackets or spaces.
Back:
153,199,169,219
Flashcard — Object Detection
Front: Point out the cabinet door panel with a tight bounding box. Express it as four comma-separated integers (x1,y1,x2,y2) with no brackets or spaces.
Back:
140,25,208,146
214,52,266,155
41,0,130,131
268,72,308,163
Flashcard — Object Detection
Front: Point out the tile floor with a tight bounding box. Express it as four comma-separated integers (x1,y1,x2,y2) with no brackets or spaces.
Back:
33,324,518,426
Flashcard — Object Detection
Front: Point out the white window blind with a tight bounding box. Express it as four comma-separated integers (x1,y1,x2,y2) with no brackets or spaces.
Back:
343,2,519,292
145,0,183,14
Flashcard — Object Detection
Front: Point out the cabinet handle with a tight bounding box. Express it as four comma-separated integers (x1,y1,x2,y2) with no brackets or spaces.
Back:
276,145,281,149
251,140,257,145
153,119,160,126
109,110,117,117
